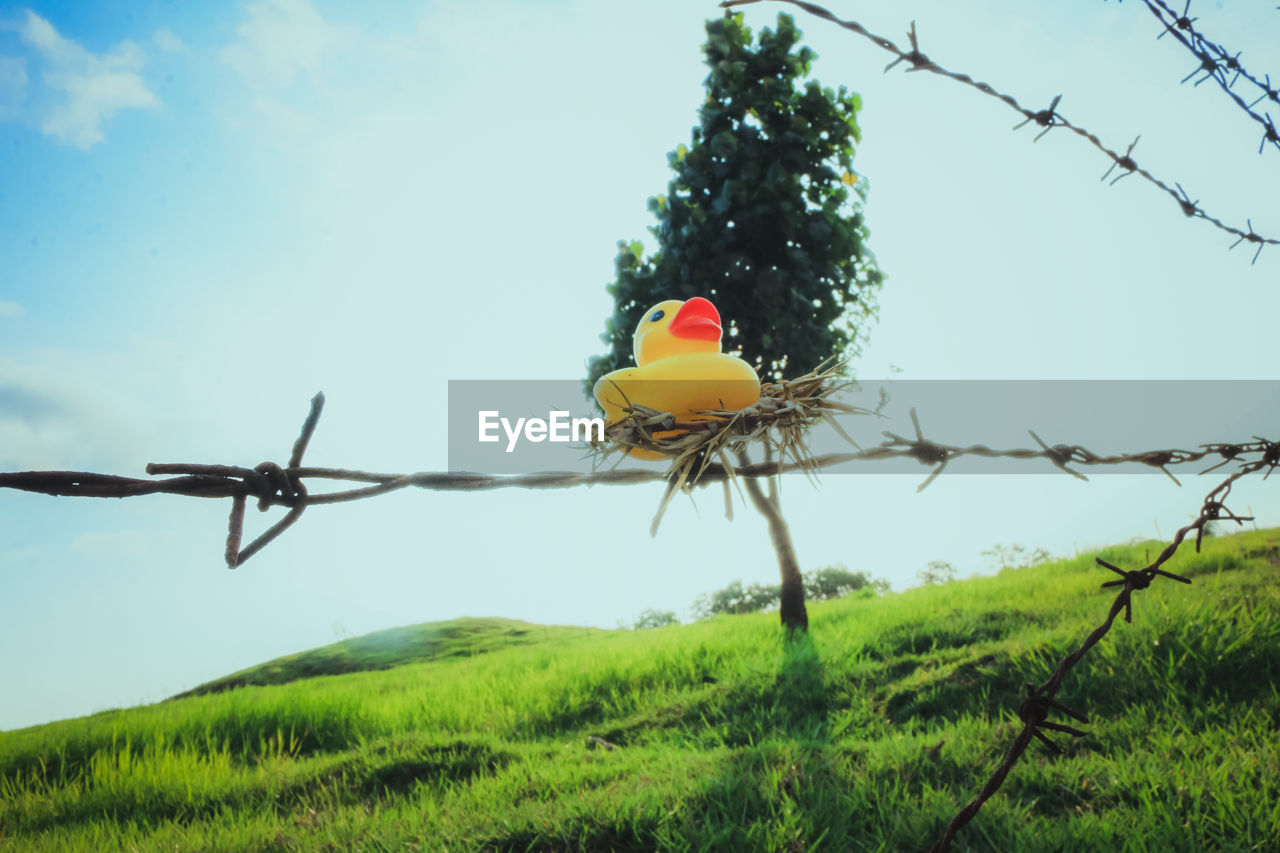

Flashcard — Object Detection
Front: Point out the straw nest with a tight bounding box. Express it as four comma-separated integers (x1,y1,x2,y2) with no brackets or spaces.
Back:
591,359,874,531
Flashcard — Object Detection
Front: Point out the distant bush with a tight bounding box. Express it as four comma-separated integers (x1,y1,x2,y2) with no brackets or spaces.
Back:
916,560,957,586
691,580,781,620
691,565,888,619
981,543,1051,573
806,564,890,599
632,609,680,629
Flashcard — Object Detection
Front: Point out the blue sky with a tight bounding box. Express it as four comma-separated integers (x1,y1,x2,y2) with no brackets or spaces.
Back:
1,0,1278,731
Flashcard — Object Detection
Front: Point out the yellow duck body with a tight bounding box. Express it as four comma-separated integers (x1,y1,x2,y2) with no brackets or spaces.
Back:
593,297,761,458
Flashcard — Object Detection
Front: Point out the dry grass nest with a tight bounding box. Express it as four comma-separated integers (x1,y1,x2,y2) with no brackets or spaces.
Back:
591,359,876,529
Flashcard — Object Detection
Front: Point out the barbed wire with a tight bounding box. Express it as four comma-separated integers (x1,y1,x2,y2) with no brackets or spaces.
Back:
2,392,1276,848
926,458,1263,852
1134,0,1280,156
2,394,1275,561
720,0,1278,263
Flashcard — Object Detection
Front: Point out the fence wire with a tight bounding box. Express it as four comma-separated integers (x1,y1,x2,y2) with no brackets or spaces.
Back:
722,0,1279,263
1,394,1274,566
926,460,1264,852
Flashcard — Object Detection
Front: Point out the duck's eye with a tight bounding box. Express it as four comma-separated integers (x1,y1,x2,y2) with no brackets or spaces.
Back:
648,309,665,323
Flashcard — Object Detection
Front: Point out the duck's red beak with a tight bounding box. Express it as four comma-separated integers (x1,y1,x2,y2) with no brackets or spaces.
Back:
668,296,722,341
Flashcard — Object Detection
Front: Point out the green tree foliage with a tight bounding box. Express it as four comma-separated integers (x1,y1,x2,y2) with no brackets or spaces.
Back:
587,12,883,391
692,565,886,619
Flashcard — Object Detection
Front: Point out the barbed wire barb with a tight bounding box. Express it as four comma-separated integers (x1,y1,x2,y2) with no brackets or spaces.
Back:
1228,219,1266,264
1101,135,1141,185
1246,74,1278,110
1012,93,1063,142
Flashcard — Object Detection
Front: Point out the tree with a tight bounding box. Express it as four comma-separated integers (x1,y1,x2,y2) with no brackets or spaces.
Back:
588,12,882,388
917,560,957,586
632,609,680,629
588,13,883,634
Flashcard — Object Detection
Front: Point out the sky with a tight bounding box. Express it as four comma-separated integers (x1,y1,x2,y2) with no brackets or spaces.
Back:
1,0,1277,732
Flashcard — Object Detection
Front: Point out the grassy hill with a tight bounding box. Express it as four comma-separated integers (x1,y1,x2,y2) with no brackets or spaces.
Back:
1,530,1278,852
170,618,605,699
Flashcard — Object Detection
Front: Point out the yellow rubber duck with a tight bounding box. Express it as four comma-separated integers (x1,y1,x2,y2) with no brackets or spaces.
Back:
593,296,761,457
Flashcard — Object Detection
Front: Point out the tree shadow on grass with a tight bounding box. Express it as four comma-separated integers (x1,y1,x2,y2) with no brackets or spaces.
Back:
666,630,874,850
769,629,830,738
475,630,861,852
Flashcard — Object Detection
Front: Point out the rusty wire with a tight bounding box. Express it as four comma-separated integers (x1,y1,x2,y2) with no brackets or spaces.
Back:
1136,0,1280,156
926,460,1262,853
720,0,1278,263
1,394,1275,562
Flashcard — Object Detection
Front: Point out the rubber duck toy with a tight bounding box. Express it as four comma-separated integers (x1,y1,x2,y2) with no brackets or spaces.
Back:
593,296,761,457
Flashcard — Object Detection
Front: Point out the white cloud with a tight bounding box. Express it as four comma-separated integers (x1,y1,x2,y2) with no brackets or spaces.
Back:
14,9,159,149
152,27,186,54
0,353,169,471
0,300,22,317
0,55,26,119
222,0,457,151
14,10,76,63
221,0,340,90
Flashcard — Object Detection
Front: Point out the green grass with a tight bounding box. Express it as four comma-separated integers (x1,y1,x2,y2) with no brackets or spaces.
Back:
2,530,1278,852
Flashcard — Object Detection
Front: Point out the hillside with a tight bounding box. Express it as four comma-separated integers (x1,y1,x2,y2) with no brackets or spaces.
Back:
1,530,1277,852
170,617,604,699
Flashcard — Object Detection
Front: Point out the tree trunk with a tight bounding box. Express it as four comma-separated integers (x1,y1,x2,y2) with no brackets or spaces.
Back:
737,448,808,632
